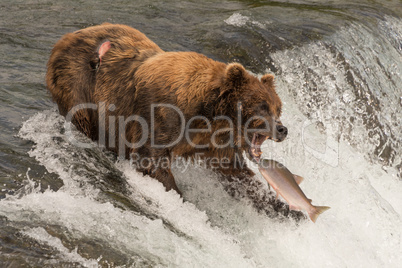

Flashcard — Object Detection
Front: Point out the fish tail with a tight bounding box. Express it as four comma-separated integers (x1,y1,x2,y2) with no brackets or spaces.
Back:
309,206,330,223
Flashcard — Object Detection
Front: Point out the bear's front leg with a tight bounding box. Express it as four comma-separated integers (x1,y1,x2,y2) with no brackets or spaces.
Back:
215,163,258,199
153,167,181,195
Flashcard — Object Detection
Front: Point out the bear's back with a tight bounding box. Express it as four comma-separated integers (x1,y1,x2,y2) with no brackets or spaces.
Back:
46,23,163,115
134,51,226,113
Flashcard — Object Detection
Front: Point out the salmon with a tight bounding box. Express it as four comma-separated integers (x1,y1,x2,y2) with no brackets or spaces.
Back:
259,159,330,222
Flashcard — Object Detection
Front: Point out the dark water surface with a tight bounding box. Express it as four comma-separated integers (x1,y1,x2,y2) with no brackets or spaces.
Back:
0,0,401,267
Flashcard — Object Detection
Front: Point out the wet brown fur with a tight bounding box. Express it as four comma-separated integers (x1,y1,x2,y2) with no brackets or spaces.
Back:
46,23,287,204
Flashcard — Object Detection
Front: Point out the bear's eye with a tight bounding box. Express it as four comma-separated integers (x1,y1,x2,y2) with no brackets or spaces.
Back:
260,103,269,112
256,102,271,116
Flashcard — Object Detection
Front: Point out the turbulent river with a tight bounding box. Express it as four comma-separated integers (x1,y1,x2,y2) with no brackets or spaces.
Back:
0,0,401,267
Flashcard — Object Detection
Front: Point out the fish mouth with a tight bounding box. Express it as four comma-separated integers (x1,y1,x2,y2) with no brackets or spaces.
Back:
248,133,280,163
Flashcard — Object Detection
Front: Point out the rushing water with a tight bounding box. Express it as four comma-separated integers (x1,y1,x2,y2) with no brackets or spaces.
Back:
0,0,401,267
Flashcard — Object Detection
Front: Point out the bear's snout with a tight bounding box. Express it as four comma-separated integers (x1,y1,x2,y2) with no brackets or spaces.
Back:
276,124,288,135
275,124,288,141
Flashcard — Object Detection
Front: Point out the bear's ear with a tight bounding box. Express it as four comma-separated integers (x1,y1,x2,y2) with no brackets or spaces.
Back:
98,40,111,62
261,74,275,88
225,63,247,88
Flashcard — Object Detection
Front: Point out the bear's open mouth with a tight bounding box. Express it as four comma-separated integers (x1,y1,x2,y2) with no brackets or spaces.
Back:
249,133,277,162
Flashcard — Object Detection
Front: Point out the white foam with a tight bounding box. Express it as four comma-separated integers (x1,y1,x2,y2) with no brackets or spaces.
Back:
21,227,99,267
268,20,402,169
225,13,249,27
9,110,254,267
225,13,265,28
1,183,255,267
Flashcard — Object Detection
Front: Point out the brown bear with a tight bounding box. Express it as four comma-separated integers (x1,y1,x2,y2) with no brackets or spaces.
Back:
46,23,288,204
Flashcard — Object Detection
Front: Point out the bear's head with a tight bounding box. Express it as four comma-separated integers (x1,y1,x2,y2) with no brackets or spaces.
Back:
220,63,287,162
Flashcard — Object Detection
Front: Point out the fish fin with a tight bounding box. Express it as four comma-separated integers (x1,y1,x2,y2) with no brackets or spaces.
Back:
293,175,304,184
309,206,331,223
